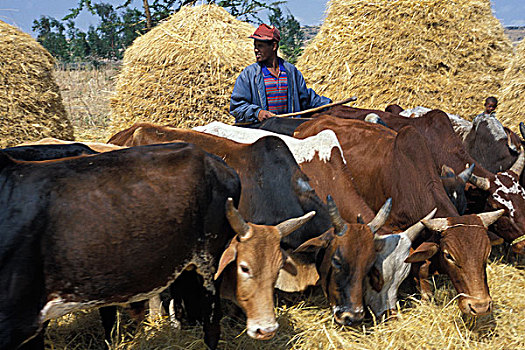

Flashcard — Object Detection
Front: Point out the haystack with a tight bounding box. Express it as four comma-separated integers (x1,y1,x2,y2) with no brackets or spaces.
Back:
110,4,254,131
0,21,73,147
498,39,525,132
297,0,513,119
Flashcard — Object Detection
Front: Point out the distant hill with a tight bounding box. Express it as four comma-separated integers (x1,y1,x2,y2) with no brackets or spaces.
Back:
301,25,525,46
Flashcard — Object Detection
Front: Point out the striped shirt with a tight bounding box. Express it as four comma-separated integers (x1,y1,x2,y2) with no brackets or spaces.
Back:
262,60,288,114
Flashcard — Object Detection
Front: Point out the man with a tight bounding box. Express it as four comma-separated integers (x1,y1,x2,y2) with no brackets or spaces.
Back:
230,24,331,126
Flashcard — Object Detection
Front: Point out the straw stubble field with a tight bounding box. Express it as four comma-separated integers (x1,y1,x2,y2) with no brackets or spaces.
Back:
51,66,525,349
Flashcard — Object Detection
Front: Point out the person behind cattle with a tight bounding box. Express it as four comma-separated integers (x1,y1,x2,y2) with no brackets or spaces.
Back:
230,24,331,126
474,96,498,120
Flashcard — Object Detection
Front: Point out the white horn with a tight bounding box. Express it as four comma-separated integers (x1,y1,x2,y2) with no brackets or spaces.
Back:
477,209,505,228
368,198,392,234
421,217,450,233
469,174,491,191
510,146,525,176
404,208,438,242
277,211,316,238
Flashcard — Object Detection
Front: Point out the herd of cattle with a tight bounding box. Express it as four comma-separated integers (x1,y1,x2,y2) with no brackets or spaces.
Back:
1,104,524,350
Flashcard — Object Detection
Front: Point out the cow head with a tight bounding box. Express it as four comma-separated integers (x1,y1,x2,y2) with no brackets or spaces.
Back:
364,208,437,318
295,197,392,326
214,198,314,340
440,164,473,215
406,210,504,316
470,148,525,254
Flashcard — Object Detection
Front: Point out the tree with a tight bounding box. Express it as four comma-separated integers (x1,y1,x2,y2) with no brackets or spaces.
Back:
66,21,90,60
32,16,69,61
268,6,304,63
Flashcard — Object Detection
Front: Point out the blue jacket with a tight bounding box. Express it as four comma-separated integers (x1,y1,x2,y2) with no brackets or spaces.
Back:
230,60,332,124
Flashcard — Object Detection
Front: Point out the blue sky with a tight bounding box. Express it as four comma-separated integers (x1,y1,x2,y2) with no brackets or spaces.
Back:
0,0,524,37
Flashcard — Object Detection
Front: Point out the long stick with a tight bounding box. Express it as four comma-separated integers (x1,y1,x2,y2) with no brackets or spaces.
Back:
278,96,357,118
233,96,357,126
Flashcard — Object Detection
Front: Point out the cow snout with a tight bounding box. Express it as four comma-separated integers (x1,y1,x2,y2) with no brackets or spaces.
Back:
247,323,278,340
460,298,492,316
334,307,364,326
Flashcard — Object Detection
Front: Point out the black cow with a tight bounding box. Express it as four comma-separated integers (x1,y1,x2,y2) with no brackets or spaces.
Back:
0,143,243,349
3,143,98,160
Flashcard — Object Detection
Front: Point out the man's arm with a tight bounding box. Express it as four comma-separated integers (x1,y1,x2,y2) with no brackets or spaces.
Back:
229,71,263,124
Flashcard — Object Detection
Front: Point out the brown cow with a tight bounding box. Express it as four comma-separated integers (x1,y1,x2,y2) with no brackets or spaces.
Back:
294,116,504,316
315,106,525,253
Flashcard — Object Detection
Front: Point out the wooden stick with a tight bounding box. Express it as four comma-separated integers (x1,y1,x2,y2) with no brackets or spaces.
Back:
233,96,357,126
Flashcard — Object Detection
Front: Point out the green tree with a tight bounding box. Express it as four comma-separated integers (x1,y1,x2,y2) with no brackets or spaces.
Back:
268,6,304,63
66,21,91,60
32,16,69,61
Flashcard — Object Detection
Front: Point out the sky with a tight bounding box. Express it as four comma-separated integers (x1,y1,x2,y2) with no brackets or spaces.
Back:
0,0,524,37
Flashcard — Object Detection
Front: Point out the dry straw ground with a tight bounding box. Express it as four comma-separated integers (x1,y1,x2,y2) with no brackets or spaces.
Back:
499,38,525,133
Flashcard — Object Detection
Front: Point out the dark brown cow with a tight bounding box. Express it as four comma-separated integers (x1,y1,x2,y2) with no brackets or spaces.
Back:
0,143,318,349
315,106,525,253
294,116,504,316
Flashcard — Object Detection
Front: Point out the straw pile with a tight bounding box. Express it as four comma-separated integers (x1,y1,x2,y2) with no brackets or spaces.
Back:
297,0,513,119
0,21,73,147
45,259,524,349
498,39,525,132
110,4,254,131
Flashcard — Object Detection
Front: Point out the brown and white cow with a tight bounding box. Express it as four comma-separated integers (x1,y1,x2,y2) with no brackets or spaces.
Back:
315,106,525,253
294,116,504,316
194,122,435,319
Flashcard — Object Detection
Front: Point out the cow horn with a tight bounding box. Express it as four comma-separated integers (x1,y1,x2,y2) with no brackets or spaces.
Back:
509,146,525,176
421,217,449,233
326,195,347,236
404,208,438,242
458,163,475,184
469,174,491,191
368,198,392,234
477,209,505,228
225,198,252,241
520,122,525,140
507,130,518,153
277,211,316,238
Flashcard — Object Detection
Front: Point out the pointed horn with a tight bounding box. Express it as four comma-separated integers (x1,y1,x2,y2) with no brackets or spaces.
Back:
277,211,316,238
368,198,392,234
404,208,438,242
225,198,251,241
458,163,475,184
469,173,491,191
507,131,518,153
510,146,525,176
421,217,450,233
477,209,505,228
520,122,525,140
327,195,347,236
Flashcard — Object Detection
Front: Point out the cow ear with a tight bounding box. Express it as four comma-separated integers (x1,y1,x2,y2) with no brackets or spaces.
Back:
281,251,298,276
368,265,384,292
293,231,332,253
214,240,238,280
487,231,504,246
404,242,439,263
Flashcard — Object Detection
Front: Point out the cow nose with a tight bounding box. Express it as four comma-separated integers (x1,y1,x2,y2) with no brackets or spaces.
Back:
468,300,492,316
254,325,278,340
334,309,364,326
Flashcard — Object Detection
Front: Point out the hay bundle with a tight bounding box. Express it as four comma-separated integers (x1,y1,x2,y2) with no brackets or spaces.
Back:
0,21,73,147
498,39,525,132
110,4,254,130
297,0,512,119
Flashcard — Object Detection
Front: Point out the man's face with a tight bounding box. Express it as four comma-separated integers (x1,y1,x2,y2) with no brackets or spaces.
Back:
485,100,497,114
254,40,276,64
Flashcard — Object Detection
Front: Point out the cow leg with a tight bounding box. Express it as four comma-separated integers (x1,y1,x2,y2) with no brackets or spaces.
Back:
201,281,222,350
169,270,204,325
99,306,117,348
415,260,433,301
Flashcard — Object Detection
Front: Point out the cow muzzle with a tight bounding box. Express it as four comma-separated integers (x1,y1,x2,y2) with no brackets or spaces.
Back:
246,320,278,340
512,238,525,255
459,296,493,316
333,306,365,326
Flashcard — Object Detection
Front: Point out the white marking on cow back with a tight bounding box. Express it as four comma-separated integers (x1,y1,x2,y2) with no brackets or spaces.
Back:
472,115,506,142
492,172,525,219
193,122,346,164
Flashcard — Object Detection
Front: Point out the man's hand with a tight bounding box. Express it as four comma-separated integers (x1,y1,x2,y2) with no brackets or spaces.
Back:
257,110,275,122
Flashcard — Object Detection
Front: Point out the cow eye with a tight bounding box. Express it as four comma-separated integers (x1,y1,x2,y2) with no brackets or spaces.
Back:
239,262,250,275
331,256,342,269
444,252,456,264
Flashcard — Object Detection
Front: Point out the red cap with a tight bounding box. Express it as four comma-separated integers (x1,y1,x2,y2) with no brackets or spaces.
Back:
249,24,280,42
